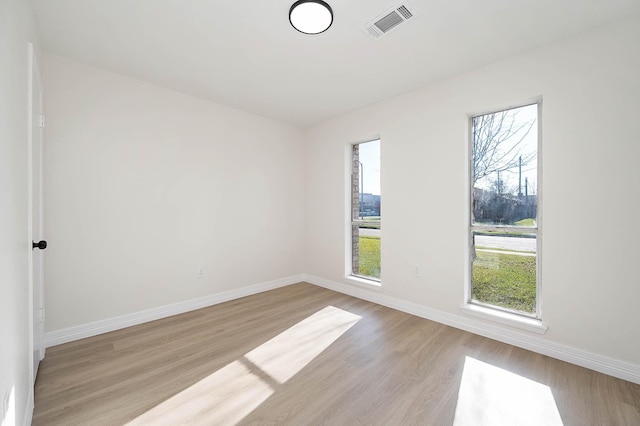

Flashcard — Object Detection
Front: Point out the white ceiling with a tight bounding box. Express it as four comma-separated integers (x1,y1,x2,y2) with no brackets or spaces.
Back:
33,0,640,127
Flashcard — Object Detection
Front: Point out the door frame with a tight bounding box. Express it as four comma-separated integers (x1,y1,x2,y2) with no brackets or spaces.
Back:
27,41,45,385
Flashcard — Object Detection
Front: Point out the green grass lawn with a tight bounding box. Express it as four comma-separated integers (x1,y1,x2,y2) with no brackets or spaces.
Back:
358,236,380,279
472,250,536,313
514,218,536,226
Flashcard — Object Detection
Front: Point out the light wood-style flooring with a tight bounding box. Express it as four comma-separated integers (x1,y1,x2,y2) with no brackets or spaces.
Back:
34,283,640,425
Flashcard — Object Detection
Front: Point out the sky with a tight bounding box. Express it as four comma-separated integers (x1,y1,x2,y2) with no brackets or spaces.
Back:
358,139,381,195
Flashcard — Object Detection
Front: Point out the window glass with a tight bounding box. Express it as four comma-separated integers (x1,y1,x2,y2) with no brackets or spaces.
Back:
471,231,537,314
470,103,539,317
351,140,381,280
472,104,537,227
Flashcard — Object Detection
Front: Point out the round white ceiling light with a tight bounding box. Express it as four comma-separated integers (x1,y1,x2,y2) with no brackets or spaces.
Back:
289,0,333,35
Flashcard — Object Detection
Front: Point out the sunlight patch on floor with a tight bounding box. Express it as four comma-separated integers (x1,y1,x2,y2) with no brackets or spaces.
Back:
127,360,272,425
454,356,564,426
245,305,361,383
126,305,361,425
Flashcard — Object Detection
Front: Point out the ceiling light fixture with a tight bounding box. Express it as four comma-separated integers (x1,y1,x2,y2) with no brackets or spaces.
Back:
289,0,333,35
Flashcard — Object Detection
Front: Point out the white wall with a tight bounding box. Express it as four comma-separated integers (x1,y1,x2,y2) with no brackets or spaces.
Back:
43,54,305,332
0,0,40,424
304,16,640,366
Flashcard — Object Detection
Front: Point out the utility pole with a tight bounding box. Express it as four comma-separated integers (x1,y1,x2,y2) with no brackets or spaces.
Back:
518,155,523,197
525,177,528,197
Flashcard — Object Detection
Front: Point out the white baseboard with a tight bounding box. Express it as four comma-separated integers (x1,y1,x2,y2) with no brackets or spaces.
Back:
44,274,305,348
43,272,640,385
303,274,640,385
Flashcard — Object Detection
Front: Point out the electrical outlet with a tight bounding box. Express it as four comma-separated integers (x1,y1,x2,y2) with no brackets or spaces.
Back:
197,267,205,278
413,265,421,278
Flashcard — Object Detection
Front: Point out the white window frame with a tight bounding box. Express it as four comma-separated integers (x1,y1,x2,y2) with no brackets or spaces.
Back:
344,138,382,289
463,100,546,333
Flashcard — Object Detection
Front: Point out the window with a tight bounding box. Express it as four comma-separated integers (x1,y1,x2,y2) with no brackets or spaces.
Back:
350,139,381,281
469,103,540,318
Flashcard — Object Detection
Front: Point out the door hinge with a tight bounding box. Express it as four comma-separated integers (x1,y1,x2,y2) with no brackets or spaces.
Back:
40,308,45,322
38,115,45,128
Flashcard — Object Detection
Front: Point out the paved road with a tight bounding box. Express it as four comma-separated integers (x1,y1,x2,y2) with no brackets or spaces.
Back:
360,228,380,237
475,235,535,252
359,228,535,253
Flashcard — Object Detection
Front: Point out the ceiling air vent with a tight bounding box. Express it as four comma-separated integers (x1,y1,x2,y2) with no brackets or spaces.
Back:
362,2,416,40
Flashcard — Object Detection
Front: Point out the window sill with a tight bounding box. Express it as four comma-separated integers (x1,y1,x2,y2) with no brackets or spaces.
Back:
460,303,548,334
344,275,383,292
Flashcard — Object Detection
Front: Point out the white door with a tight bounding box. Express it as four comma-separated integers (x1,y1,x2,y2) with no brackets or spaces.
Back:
29,42,45,382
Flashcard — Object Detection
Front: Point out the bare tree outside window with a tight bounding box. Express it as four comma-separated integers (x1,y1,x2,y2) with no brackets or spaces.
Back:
472,109,536,188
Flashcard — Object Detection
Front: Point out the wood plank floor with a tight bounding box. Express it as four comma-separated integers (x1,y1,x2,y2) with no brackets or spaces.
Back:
34,283,640,425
